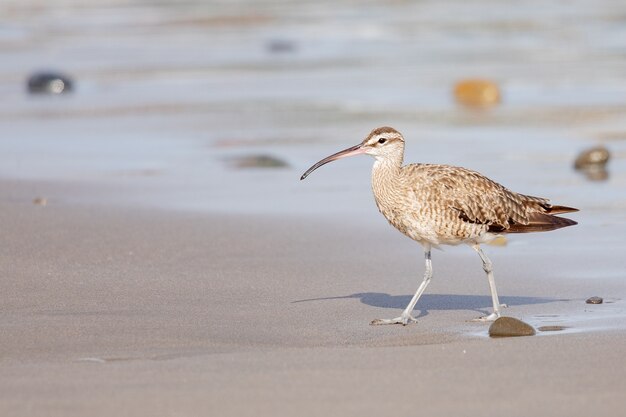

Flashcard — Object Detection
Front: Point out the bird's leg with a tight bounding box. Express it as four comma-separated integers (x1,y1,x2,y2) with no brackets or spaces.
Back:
371,244,432,326
471,244,507,322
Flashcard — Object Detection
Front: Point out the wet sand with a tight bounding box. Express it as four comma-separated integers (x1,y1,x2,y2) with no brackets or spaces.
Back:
1,179,625,416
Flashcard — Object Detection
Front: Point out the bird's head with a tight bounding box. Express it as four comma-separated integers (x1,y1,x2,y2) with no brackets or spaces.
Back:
300,126,405,180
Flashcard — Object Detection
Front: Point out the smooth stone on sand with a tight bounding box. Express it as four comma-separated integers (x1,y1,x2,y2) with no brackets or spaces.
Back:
574,146,610,169
488,317,536,337
27,71,73,94
231,155,289,169
453,79,501,107
586,296,603,304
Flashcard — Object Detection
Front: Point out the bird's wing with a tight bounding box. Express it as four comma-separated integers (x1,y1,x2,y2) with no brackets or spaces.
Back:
407,164,545,231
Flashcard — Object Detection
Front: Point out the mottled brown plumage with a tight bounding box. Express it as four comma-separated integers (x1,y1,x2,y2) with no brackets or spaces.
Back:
374,162,577,244
363,127,577,246
301,126,578,325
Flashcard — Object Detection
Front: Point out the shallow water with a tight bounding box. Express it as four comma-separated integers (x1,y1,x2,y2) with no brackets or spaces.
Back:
1,0,625,215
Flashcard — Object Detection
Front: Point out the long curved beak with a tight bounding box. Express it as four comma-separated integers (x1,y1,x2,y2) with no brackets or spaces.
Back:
300,144,366,180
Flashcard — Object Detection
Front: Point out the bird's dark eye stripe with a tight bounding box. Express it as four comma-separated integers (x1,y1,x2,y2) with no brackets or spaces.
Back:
378,138,387,144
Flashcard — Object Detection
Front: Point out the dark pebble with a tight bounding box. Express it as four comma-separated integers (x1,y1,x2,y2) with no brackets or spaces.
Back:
488,317,535,337
232,155,289,169
27,71,73,94
574,146,610,169
586,296,603,304
267,39,296,53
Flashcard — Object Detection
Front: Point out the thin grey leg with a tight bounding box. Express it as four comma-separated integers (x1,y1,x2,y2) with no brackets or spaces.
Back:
371,243,432,326
471,244,507,322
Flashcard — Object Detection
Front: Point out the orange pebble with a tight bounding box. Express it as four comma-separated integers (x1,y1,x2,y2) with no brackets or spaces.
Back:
454,79,501,107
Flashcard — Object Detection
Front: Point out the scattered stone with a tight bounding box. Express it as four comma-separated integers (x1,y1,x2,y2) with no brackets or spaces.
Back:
267,39,296,53
586,296,603,304
574,146,610,169
231,155,289,169
573,146,610,181
33,197,47,206
27,71,74,94
454,79,501,107
538,325,567,332
488,317,535,337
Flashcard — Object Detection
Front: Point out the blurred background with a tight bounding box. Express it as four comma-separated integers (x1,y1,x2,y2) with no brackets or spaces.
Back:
0,0,624,219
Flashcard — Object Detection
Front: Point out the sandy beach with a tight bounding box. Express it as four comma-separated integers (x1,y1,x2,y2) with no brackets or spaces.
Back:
1,179,625,416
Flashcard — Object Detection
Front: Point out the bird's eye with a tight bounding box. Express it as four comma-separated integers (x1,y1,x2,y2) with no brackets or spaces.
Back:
378,138,387,144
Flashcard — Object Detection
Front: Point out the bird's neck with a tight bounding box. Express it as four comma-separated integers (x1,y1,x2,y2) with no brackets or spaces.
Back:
371,154,403,207
372,157,402,174
372,148,404,176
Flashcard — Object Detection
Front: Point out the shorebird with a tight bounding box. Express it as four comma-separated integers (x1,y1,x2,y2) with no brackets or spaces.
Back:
300,127,578,325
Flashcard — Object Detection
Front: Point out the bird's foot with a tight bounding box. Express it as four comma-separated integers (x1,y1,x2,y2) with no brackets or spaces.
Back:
471,305,505,322
471,312,500,322
470,303,508,322
370,314,418,326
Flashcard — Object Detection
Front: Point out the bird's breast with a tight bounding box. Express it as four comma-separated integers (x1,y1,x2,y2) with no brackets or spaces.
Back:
372,180,432,241
371,175,483,246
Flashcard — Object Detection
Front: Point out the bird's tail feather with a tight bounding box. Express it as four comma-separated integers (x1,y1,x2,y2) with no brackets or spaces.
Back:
504,212,577,233
544,205,579,215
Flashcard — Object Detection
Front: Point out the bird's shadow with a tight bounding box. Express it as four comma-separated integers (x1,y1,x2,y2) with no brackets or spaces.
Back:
292,292,559,319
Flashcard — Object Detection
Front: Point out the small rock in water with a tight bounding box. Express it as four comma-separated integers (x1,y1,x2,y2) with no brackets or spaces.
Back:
267,39,296,53
586,296,603,304
27,71,74,94
33,197,47,206
573,146,610,181
454,79,501,107
488,317,535,337
574,146,610,169
232,155,289,169
538,325,567,332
